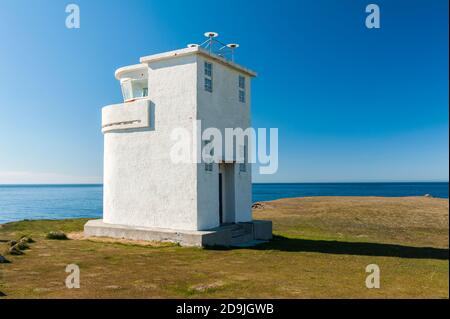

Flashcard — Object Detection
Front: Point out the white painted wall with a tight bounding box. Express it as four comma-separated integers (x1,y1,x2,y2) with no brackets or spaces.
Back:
103,54,199,230
103,49,254,231
196,55,253,229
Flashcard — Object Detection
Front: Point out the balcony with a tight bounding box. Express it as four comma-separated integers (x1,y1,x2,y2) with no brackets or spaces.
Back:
102,99,151,133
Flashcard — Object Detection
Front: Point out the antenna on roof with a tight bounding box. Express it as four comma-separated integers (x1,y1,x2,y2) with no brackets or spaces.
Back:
204,32,219,38
226,43,239,62
187,32,240,62
203,32,219,54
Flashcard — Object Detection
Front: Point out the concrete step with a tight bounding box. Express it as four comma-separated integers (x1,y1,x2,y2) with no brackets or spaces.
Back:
221,223,240,231
231,240,268,248
231,233,254,245
231,228,246,237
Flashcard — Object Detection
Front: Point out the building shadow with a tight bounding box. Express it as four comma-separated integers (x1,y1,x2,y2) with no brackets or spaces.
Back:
206,236,449,260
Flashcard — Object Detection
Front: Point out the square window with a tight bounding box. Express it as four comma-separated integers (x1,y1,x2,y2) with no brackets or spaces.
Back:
239,90,245,103
203,139,214,156
239,75,245,89
203,139,214,172
205,62,212,77
205,78,213,92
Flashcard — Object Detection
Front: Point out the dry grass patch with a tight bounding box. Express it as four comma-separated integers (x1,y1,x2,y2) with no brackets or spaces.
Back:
67,232,176,248
0,197,448,298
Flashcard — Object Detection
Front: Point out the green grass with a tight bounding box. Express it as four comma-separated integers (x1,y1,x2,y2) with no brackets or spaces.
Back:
0,197,448,298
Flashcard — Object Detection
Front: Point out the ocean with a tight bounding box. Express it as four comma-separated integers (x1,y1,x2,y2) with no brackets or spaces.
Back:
0,182,448,224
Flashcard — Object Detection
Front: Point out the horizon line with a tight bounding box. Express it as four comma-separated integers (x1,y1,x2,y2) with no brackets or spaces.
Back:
0,181,448,186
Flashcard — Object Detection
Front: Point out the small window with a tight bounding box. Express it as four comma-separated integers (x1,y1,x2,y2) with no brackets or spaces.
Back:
239,76,245,89
204,139,214,172
205,78,213,92
120,78,148,102
239,90,245,103
204,62,212,77
120,79,133,101
204,62,213,93
238,75,246,103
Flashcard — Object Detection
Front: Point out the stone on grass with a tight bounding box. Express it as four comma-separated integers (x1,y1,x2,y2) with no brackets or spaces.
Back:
8,240,18,247
46,231,68,240
252,202,265,209
15,241,29,250
0,254,11,263
20,236,35,243
8,245,24,255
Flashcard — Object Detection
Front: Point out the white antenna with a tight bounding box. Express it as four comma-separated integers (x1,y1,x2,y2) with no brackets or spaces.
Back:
204,31,219,38
187,32,240,62
226,43,239,62
203,32,219,54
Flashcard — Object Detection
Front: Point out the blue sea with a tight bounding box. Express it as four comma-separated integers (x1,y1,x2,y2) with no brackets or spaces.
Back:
0,182,448,224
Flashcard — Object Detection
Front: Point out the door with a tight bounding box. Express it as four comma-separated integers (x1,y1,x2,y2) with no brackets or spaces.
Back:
218,163,235,224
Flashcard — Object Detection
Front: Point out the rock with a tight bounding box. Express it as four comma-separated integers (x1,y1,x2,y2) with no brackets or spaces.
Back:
252,202,264,209
0,254,10,263
20,236,35,243
46,231,68,240
8,245,24,255
15,241,29,250
8,240,18,247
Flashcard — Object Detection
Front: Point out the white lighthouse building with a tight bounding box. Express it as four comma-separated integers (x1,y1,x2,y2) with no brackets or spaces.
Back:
85,35,272,246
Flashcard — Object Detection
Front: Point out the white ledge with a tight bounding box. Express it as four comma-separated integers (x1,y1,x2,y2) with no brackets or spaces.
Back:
114,63,147,80
102,99,151,133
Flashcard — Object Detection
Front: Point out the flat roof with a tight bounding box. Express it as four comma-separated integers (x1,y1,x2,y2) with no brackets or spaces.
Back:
115,63,147,80
139,47,257,77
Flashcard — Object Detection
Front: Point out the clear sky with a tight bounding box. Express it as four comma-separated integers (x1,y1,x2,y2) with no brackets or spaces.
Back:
0,0,448,183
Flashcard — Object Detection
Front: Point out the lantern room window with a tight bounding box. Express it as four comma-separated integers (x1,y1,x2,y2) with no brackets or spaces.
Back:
120,78,148,102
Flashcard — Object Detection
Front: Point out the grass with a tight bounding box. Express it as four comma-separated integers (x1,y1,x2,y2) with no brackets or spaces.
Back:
0,196,448,298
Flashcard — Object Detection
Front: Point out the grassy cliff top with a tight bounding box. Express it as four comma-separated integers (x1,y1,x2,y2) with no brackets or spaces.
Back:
0,196,448,298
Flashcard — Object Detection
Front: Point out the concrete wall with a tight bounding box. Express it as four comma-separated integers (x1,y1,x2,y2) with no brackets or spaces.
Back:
103,50,253,232
196,55,253,229
103,54,199,231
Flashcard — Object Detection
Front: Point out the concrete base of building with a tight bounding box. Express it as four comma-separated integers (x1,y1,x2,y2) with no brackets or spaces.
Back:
84,219,272,247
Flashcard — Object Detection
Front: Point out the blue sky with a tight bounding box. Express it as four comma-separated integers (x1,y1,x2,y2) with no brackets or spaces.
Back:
0,0,448,183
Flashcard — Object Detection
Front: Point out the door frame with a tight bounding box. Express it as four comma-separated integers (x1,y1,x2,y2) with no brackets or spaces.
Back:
218,162,235,225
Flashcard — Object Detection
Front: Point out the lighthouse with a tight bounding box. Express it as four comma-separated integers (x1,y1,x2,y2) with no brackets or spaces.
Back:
84,34,272,246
